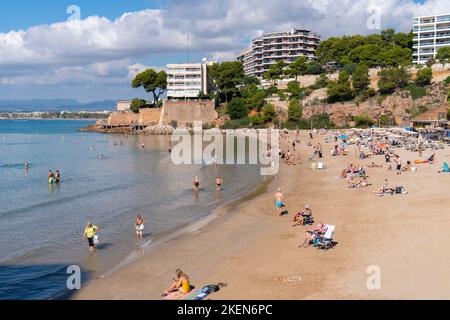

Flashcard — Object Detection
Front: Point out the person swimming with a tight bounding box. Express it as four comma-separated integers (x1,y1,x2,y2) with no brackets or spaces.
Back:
55,170,61,183
215,177,223,191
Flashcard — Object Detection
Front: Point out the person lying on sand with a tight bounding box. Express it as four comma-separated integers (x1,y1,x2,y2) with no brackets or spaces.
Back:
293,205,312,226
302,223,328,248
162,269,191,297
438,162,450,173
348,178,370,188
367,162,382,168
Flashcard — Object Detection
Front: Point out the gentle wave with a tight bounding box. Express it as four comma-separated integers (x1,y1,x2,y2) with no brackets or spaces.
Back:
0,183,130,219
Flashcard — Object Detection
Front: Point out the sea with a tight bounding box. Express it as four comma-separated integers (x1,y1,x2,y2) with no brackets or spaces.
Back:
0,119,263,300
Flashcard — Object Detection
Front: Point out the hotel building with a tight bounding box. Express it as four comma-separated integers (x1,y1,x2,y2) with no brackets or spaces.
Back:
166,59,212,99
413,13,450,64
237,28,321,78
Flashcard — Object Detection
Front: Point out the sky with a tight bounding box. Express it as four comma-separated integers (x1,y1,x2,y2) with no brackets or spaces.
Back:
0,0,449,102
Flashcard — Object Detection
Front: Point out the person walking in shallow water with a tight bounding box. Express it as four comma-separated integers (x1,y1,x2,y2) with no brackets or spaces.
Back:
215,177,223,191
193,176,200,192
135,215,145,240
82,222,100,252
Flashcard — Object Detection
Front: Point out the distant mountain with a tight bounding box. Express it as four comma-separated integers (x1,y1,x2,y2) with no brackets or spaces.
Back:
0,99,116,112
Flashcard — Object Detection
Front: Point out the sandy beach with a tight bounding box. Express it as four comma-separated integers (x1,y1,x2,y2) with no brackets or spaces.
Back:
73,131,450,300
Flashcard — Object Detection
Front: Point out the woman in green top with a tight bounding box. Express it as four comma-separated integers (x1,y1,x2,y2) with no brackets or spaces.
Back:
82,222,100,252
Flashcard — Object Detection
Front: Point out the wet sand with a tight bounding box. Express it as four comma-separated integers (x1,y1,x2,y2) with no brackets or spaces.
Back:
73,131,450,300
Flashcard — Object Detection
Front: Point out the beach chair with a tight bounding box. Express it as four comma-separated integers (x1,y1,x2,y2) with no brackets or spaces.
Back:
315,225,335,251
303,214,314,226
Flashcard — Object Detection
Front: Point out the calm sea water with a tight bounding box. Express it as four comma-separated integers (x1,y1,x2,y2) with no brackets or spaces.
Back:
0,120,262,300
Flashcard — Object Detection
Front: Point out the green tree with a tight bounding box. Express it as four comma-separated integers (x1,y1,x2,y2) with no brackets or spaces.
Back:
327,70,354,102
209,61,245,103
352,64,370,93
353,114,376,128
415,67,432,86
226,97,248,120
379,46,412,67
312,73,328,89
263,61,287,84
306,61,322,75
288,98,302,123
131,69,167,104
286,81,301,97
129,98,147,113
436,46,450,67
377,67,410,94
287,56,308,80
262,104,276,122
348,44,382,67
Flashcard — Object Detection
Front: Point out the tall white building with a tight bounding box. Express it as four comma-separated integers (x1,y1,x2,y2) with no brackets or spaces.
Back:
413,13,450,64
237,28,321,78
166,59,212,99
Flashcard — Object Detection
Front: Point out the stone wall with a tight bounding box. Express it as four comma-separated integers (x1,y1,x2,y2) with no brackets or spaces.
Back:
161,99,218,126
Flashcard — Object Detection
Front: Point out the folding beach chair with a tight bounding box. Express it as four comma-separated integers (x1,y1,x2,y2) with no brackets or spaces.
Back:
315,225,335,251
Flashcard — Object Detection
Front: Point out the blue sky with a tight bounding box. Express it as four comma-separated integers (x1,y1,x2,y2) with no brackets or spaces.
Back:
0,0,448,102
0,1,164,32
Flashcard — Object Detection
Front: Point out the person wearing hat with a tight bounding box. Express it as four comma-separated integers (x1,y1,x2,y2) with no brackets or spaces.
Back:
293,205,312,227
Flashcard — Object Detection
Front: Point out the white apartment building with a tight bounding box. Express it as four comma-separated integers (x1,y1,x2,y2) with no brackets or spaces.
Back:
413,13,450,64
166,59,212,99
237,28,321,78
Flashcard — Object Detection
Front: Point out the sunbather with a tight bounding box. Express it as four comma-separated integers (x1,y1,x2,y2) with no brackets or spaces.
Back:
438,162,450,173
293,205,312,226
162,269,191,297
302,223,328,248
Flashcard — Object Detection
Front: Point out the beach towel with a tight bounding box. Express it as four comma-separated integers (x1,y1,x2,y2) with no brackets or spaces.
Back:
443,163,450,173
163,289,200,300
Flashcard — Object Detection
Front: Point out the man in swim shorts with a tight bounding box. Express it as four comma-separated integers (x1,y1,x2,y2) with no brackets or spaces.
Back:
193,176,200,192
55,170,61,183
275,188,285,216
215,177,223,191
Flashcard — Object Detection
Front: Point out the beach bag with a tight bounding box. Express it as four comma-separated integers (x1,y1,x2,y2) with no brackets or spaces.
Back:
201,285,220,294
93,234,99,245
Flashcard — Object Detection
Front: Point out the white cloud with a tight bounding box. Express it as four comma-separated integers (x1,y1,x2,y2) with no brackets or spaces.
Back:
0,0,449,100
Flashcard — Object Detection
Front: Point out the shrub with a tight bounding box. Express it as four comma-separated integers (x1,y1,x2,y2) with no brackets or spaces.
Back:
220,117,250,129
287,98,302,123
226,98,248,120
406,84,427,100
262,104,276,122
353,114,376,128
415,67,432,86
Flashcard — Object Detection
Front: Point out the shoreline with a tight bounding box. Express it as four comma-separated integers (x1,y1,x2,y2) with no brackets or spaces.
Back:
72,130,450,300
62,172,273,300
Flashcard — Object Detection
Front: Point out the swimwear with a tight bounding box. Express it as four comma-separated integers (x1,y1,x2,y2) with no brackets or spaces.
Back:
276,201,284,208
